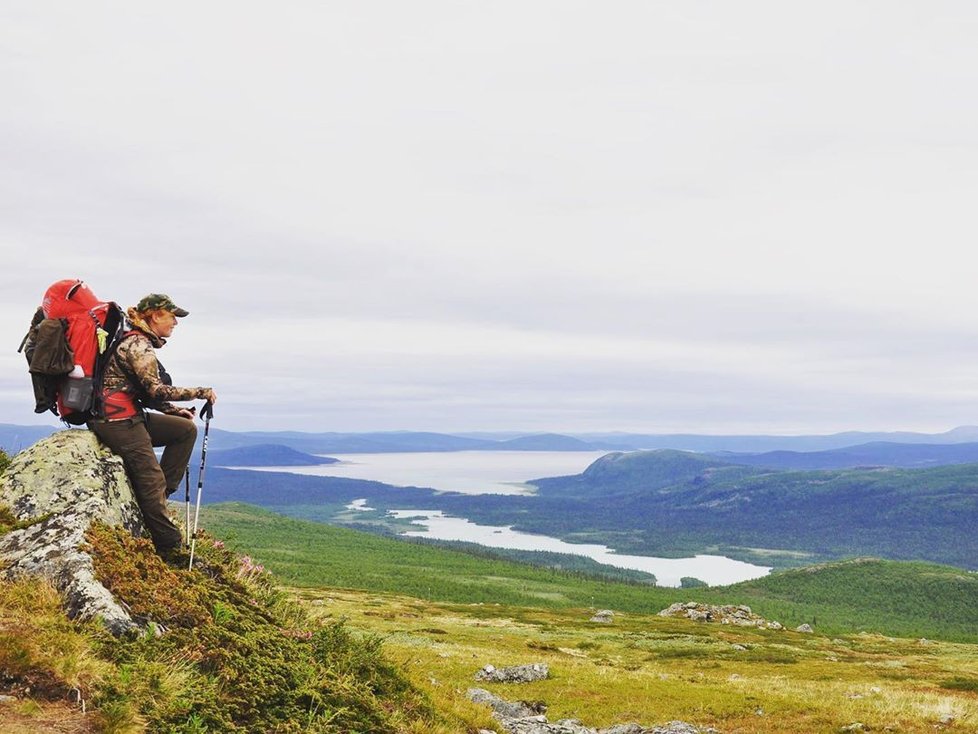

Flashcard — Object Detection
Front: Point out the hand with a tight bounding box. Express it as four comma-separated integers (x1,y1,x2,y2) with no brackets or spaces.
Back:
174,408,195,420
202,388,218,404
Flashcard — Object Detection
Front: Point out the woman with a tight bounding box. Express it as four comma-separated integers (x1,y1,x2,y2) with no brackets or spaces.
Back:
88,293,217,558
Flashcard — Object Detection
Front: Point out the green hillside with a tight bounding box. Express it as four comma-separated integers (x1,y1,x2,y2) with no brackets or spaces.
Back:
531,448,759,497
712,558,978,641
429,452,978,568
0,521,483,732
202,503,978,642
200,503,677,612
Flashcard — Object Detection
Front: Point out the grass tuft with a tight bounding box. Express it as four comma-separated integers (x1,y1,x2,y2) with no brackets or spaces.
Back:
0,577,110,697
82,521,463,732
941,677,978,693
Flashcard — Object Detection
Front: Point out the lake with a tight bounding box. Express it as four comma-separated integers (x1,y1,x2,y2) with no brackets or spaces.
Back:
246,450,772,586
242,450,610,494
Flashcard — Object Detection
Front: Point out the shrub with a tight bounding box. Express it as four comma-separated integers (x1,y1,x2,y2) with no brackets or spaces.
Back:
0,504,16,534
86,522,437,732
941,677,978,693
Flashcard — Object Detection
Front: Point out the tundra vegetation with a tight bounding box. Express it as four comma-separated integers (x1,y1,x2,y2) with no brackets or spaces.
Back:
205,503,978,643
3,446,978,732
203,505,978,732
0,449,490,733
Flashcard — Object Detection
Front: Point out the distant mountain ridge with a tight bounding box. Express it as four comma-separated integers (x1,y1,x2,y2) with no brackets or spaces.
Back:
7,422,978,456
0,424,64,454
713,441,978,470
574,426,978,452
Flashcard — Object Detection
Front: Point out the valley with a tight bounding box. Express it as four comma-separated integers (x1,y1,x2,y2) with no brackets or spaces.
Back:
201,503,978,732
195,445,978,571
299,585,978,733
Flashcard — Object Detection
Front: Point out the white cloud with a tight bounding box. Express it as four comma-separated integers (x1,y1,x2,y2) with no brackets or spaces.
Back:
2,2,977,432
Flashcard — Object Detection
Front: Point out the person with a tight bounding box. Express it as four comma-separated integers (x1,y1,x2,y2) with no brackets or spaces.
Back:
88,293,217,558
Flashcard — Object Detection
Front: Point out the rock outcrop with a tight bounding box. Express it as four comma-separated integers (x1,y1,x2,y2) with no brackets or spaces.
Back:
658,602,784,630
0,430,145,634
477,663,550,683
469,688,716,734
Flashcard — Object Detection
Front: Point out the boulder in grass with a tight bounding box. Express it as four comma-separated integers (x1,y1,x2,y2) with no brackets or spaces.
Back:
0,430,144,634
476,663,550,683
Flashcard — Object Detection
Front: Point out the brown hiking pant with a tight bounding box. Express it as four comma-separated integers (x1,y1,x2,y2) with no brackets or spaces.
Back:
88,413,197,553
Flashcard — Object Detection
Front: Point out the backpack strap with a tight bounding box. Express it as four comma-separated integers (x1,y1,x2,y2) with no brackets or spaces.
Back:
110,330,172,411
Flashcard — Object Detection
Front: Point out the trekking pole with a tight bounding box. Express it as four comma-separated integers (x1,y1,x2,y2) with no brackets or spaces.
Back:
188,401,213,571
184,465,191,547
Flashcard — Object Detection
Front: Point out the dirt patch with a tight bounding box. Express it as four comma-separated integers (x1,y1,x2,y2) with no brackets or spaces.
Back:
0,694,94,734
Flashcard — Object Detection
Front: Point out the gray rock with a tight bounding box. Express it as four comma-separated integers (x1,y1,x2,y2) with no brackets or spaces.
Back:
468,689,716,734
647,724,717,734
469,688,542,719
590,609,615,623
0,430,146,635
477,663,550,683
795,623,814,633
658,601,782,630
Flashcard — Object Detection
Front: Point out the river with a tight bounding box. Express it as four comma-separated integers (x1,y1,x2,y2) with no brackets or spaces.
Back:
242,450,772,586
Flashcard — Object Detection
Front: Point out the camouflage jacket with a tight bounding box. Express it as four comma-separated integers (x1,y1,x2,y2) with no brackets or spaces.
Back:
102,312,208,416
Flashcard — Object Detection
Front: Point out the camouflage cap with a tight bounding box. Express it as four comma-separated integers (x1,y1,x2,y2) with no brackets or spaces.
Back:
135,293,189,317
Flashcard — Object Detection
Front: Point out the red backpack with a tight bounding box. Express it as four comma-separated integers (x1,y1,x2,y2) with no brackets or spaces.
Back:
19,279,126,424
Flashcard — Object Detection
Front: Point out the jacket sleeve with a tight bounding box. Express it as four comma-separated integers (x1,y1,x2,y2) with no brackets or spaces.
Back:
119,336,209,406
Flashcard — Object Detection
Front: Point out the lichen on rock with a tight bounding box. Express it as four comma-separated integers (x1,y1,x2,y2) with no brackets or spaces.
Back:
658,601,784,630
477,662,550,683
0,429,146,634
468,687,718,734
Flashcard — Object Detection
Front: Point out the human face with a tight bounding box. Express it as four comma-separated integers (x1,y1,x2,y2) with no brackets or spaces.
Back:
149,310,178,339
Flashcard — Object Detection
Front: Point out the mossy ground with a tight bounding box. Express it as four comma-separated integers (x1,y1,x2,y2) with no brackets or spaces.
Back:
0,516,488,732
3,469,978,733
298,586,978,733
81,523,476,733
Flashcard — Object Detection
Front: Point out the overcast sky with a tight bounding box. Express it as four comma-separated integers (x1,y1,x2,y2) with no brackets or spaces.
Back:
2,2,977,434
